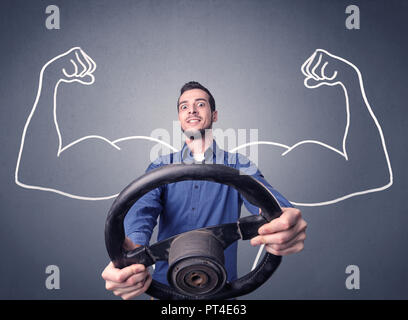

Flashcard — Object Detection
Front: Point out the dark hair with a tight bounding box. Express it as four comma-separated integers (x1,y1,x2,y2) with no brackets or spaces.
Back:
177,81,216,112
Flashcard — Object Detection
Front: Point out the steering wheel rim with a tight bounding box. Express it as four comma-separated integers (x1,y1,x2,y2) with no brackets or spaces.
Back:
105,164,283,300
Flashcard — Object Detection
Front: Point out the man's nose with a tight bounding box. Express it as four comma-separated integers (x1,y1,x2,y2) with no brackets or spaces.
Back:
188,105,198,114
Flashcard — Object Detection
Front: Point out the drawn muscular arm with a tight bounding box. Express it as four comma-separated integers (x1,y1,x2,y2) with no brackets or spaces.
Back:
259,50,392,206
14,47,169,200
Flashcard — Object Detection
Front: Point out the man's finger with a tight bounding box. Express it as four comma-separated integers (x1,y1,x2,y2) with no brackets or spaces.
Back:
121,274,153,300
106,269,149,290
102,262,145,284
265,240,305,256
251,226,300,247
113,280,145,296
266,231,307,251
258,208,301,235
251,214,306,247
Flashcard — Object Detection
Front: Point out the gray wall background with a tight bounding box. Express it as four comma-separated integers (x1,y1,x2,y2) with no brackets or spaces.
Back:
0,0,407,299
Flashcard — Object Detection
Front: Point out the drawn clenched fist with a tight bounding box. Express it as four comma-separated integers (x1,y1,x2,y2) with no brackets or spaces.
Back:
43,47,96,85
301,49,358,89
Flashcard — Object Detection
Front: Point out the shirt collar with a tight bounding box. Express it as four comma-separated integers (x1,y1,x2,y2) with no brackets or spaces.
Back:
179,139,222,164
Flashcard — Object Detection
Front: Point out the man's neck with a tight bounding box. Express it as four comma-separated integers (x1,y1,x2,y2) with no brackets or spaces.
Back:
185,130,214,155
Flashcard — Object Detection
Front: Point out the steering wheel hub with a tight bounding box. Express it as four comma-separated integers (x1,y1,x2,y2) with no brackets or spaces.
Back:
167,230,227,296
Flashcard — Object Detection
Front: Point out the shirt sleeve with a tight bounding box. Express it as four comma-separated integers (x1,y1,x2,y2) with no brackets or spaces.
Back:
235,153,294,215
124,161,164,246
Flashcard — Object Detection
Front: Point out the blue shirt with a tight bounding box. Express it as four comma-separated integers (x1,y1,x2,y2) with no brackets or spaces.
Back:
124,140,292,285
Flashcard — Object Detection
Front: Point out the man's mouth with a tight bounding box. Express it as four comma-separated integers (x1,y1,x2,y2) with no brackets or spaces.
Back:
187,118,201,124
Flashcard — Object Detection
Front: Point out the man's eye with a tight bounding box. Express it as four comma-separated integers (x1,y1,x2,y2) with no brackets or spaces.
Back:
198,102,205,107
181,105,188,110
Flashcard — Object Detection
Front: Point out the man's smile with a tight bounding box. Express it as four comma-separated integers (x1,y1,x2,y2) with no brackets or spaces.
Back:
186,117,201,124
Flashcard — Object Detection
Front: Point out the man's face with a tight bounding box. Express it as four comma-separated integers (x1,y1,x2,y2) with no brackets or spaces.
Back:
178,88,218,137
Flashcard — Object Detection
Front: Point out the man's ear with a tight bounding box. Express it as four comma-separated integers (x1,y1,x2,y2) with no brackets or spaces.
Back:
212,110,218,122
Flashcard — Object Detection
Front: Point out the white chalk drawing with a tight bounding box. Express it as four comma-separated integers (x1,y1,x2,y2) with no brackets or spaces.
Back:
14,47,393,271
14,47,178,201
249,49,393,270
232,49,393,208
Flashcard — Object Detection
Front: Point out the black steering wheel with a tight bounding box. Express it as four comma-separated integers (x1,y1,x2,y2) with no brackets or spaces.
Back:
105,164,283,300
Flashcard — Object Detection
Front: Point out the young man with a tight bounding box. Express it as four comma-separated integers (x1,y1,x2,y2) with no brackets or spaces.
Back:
101,82,307,300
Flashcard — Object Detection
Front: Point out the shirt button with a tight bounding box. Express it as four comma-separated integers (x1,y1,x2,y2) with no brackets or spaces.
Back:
192,207,195,211
194,185,198,189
